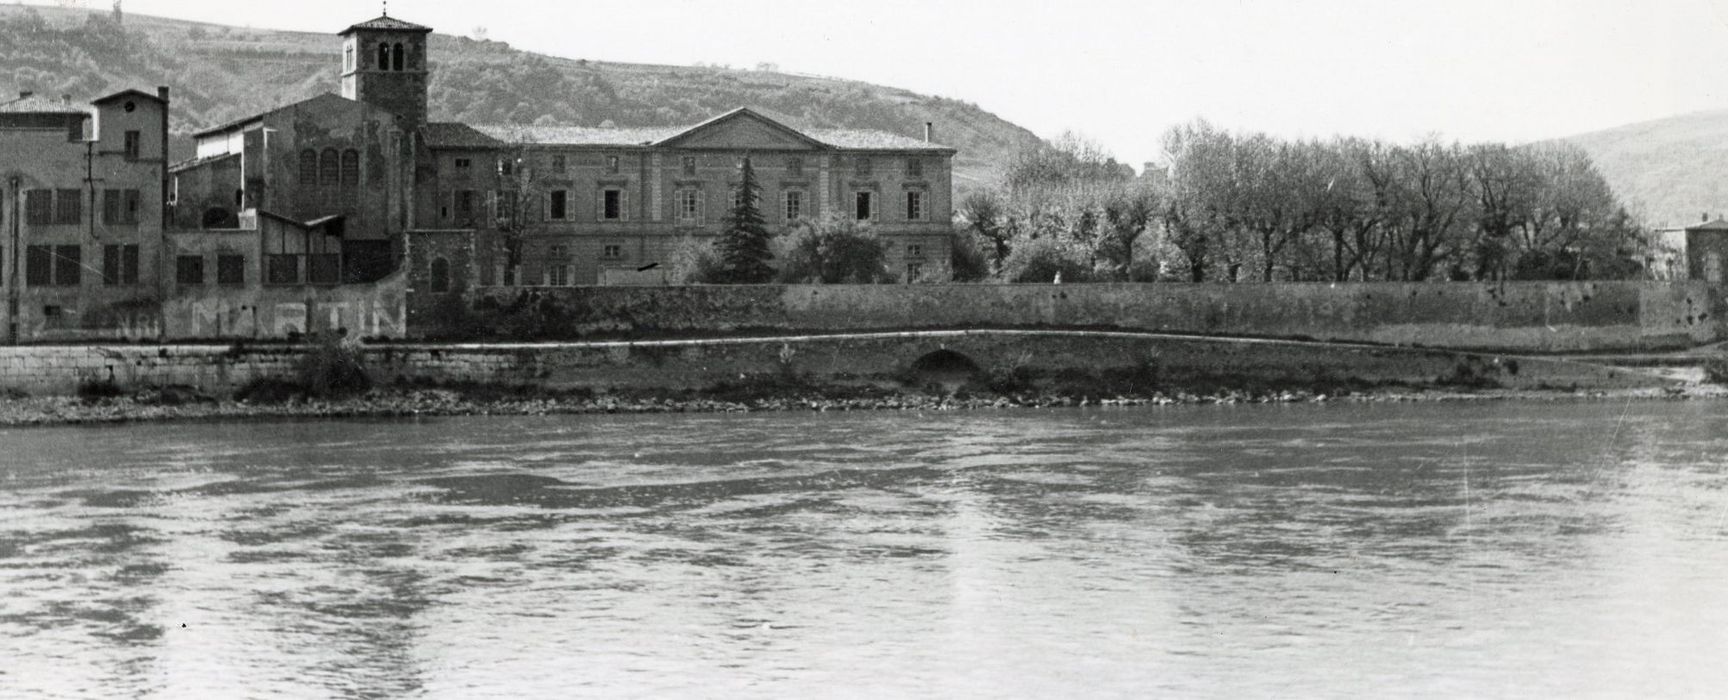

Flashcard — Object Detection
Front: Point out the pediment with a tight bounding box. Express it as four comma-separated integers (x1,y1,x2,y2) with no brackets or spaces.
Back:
658,110,827,151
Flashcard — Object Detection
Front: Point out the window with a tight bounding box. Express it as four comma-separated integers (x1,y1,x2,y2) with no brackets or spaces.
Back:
102,189,141,225
906,158,923,178
602,244,623,259
123,130,141,160
42,306,64,327
341,149,360,187
677,189,702,223
66,116,82,142
102,244,139,285
682,156,697,176
53,189,81,225
552,155,567,174
429,257,450,293
267,256,300,285
907,262,924,281
392,42,405,72
319,148,340,186
855,155,872,178
786,157,803,177
905,190,925,221
454,190,477,225
25,190,52,225
907,243,925,259
377,42,390,71
455,158,472,170
855,191,874,221
299,149,318,185
176,255,204,285
498,158,515,177
605,155,620,174
495,190,517,222
547,264,570,286
217,254,245,286
26,245,80,286
549,190,569,220
344,44,355,72
602,189,623,220
784,190,804,221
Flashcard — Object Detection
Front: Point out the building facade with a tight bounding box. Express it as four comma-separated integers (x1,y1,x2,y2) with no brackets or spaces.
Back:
0,88,170,342
0,11,955,342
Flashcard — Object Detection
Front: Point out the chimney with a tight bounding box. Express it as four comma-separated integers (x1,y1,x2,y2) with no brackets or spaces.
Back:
157,86,170,103
924,122,934,143
1705,212,1711,223
18,91,32,100
61,94,72,106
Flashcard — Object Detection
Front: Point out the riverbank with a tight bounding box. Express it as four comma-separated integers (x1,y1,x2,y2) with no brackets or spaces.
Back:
1,379,1722,427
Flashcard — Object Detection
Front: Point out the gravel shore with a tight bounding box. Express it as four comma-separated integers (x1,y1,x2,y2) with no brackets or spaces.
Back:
0,382,1719,428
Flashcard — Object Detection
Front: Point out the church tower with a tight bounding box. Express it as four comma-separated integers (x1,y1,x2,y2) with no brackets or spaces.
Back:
339,13,433,128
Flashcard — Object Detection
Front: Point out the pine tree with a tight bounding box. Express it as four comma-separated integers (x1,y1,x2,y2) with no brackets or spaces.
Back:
716,156,775,283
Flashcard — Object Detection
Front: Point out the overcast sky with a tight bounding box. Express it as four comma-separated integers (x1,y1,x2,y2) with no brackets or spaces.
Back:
45,0,1728,166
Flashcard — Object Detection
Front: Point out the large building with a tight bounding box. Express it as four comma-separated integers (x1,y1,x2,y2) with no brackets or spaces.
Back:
0,11,956,343
0,88,171,342
171,11,957,298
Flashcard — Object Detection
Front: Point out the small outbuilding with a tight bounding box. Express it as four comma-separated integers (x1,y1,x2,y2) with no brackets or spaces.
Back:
1684,219,1728,283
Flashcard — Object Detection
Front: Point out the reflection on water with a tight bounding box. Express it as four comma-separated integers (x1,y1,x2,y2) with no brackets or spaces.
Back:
3,402,1728,698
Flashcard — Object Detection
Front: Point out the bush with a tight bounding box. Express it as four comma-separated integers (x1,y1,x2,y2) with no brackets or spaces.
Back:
1704,357,1728,385
775,215,895,284
297,333,371,398
997,235,1095,283
949,228,992,282
667,236,725,284
76,377,126,401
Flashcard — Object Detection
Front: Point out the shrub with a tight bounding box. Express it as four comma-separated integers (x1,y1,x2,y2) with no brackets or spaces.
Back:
949,228,992,282
667,236,725,284
997,235,1095,283
297,333,371,398
775,215,895,284
1704,356,1728,385
76,377,126,401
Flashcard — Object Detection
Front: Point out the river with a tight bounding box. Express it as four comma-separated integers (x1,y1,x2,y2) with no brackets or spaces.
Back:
2,401,1726,698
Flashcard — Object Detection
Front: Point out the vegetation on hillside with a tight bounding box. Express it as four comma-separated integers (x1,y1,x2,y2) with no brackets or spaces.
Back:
0,5,1041,183
959,124,1651,283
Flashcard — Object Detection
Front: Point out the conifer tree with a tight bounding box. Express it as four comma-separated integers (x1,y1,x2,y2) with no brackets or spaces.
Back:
716,156,775,283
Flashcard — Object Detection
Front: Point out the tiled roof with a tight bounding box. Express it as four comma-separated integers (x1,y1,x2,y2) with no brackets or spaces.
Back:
463,111,955,152
423,122,504,149
1687,219,1728,232
340,15,433,34
0,93,87,114
469,124,687,147
169,151,240,174
806,128,950,152
93,89,165,106
192,93,354,138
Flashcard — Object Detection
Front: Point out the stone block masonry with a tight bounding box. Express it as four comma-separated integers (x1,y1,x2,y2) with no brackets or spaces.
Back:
0,330,1670,397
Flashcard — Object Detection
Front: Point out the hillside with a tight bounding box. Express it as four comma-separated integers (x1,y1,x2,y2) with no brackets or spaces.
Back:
1560,110,1728,230
0,4,1043,188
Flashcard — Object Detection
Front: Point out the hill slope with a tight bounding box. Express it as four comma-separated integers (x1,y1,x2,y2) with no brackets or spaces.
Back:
1561,110,1728,229
0,5,1042,188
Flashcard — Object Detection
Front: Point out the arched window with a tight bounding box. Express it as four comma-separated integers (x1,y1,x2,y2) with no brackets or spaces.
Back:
378,42,390,71
299,149,318,185
392,43,405,72
429,257,450,293
340,149,360,187
319,148,340,186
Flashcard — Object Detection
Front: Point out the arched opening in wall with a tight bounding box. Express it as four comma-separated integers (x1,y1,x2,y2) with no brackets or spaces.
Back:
319,148,340,186
907,349,983,392
299,149,318,185
392,42,405,71
429,257,450,293
341,149,361,188
377,42,390,70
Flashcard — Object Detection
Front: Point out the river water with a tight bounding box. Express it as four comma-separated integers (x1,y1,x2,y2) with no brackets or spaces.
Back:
2,401,1726,699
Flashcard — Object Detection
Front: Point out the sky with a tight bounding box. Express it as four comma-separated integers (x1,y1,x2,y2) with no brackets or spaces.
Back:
36,0,1728,167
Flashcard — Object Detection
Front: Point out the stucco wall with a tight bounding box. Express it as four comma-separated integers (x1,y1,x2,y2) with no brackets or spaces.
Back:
455,281,1725,352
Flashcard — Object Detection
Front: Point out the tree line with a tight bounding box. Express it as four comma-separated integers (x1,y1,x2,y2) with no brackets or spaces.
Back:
955,121,1651,283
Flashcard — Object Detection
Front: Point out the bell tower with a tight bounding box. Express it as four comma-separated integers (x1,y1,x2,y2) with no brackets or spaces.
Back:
339,12,433,128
